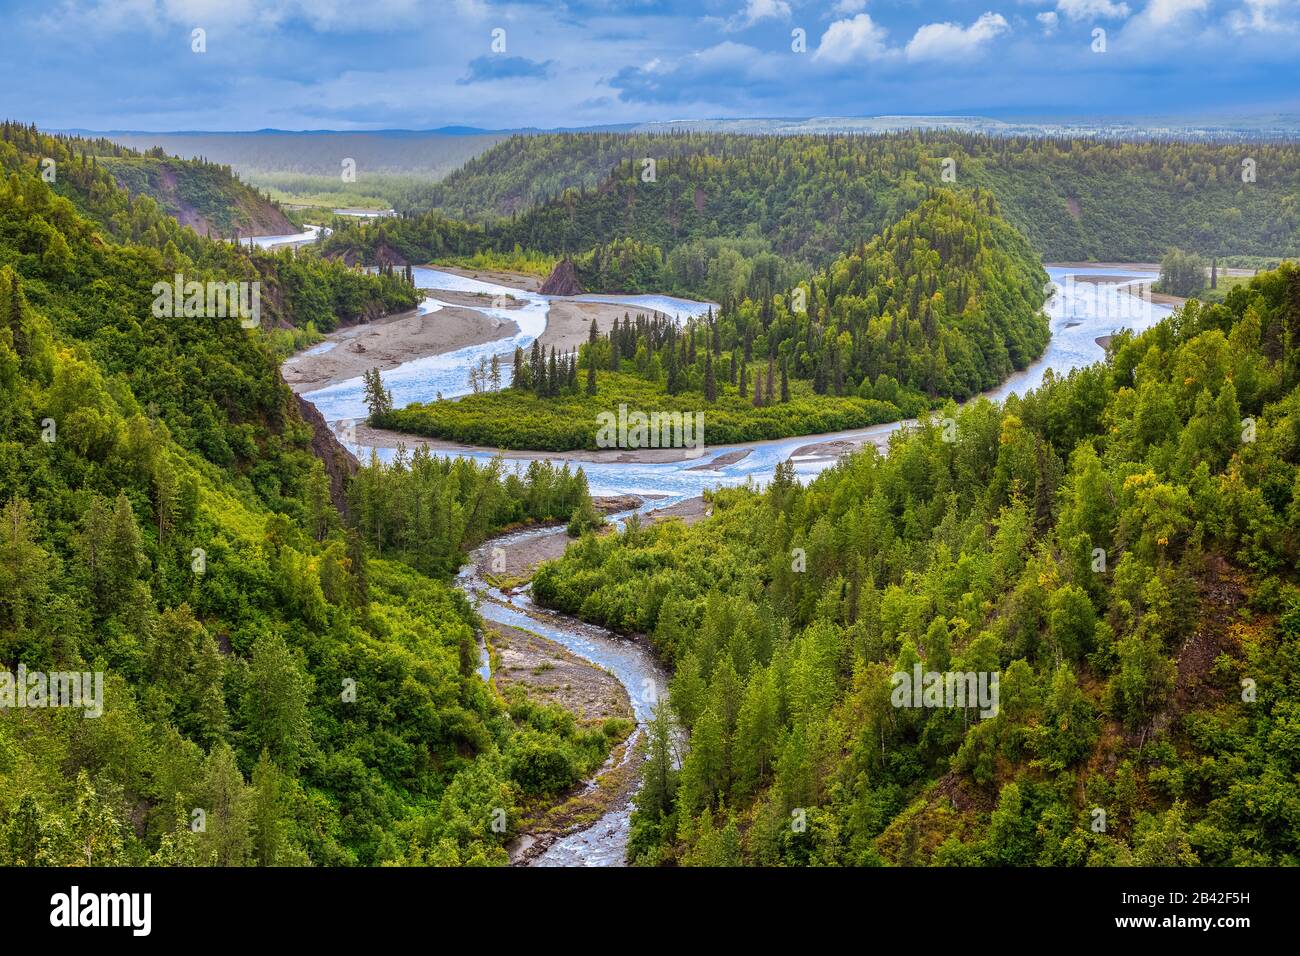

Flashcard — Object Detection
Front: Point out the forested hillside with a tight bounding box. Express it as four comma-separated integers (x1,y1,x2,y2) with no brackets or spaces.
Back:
103,128,511,215
399,131,1300,290
379,188,1048,449
0,123,616,866
315,209,486,267
1,122,296,239
533,264,1300,866
99,156,292,239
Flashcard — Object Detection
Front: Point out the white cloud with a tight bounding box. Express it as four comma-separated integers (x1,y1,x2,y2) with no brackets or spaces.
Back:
1133,0,1210,28
728,0,792,31
904,12,1010,61
813,13,891,63
1119,0,1211,40
1056,0,1131,20
1037,10,1060,33
41,0,425,33
1227,0,1299,33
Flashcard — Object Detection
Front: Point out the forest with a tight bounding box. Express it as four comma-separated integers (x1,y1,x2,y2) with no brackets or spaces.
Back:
5,112,1299,871
531,262,1300,865
392,131,1300,298
0,122,620,866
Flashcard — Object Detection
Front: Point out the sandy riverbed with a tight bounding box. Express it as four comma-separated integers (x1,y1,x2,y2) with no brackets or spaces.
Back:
1047,261,1259,276
284,265,685,395
432,263,545,292
283,303,521,391
487,621,631,723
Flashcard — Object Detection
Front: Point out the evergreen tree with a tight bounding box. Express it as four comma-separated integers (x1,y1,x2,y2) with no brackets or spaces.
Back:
363,368,393,420
638,704,679,822
240,633,312,770
512,345,526,390
199,743,252,867
0,496,50,633
106,492,145,601
530,339,544,390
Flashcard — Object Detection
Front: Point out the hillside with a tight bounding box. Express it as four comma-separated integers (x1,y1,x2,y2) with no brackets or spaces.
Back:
3,121,293,239
531,263,1300,866
99,129,510,214
405,131,1300,273
99,155,292,238
0,123,617,866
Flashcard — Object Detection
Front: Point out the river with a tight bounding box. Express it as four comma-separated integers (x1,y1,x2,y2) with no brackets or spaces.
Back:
303,265,1170,509
278,255,1172,866
457,524,671,866
244,223,331,249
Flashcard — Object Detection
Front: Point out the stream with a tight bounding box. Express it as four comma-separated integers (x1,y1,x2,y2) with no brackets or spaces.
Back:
271,251,1173,865
458,520,671,866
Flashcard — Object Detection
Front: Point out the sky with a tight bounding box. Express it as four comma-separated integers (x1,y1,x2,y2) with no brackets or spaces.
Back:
2,0,1298,131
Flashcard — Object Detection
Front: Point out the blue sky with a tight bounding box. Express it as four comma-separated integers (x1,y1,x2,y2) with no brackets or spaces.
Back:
2,0,1298,130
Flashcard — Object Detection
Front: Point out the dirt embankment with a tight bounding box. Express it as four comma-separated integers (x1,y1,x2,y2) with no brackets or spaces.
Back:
790,430,894,463
293,392,358,515
120,160,293,239
539,259,584,295
685,449,751,471
644,496,710,526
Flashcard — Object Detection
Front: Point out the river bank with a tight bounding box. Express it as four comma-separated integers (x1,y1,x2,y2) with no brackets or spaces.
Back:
349,419,896,467
284,264,701,401
282,301,521,391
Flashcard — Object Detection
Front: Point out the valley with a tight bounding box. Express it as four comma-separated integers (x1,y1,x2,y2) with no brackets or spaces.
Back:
3,113,1298,875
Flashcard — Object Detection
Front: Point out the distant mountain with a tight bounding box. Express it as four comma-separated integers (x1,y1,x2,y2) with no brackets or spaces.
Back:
63,125,640,179
632,114,1300,141
70,129,511,178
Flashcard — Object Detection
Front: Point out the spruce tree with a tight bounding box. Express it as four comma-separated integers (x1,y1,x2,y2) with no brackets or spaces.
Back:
512,346,526,390
7,272,26,359
107,492,145,601
530,339,544,393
